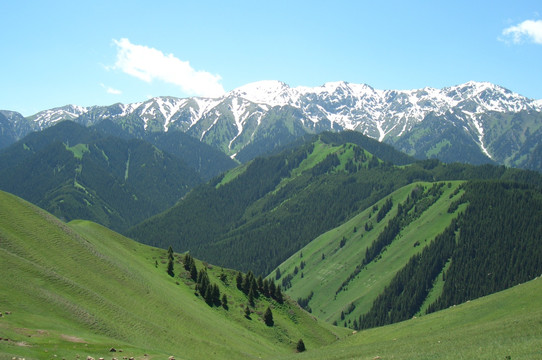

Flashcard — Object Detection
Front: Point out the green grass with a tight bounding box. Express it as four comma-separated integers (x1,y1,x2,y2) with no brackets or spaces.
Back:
64,143,89,159
274,181,466,325
0,190,345,360
216,161,250,187
1,187,541,359
275,277,542,360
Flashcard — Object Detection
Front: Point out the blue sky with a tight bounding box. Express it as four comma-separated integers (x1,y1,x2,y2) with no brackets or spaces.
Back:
2,0,541,116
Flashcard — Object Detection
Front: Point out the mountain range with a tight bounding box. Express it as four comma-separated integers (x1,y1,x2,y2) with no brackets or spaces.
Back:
2,80,542,170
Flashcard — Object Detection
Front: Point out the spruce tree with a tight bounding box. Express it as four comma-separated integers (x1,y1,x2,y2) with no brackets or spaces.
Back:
296,339,306,352
183,253,193,271
262,279,270,297
244,306,251,319
236,271,243,290
221,293,228,309
248,287,255,307
190,262,198,281
212,284,221,306
269,281,276,299
263,306,274,326
275,285,284,304
167,246,175,277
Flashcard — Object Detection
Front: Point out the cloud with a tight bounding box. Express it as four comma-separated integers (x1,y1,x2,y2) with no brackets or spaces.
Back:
112,38,225,98
501,19,542,45
100,83,122,95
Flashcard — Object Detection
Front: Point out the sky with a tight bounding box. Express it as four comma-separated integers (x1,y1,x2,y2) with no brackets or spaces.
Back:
1,0,541,116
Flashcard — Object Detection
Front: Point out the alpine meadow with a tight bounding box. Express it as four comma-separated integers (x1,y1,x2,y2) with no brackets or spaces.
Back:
2,45,542,359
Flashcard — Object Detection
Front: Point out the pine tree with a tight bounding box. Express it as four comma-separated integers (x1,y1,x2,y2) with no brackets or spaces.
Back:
167,246,175,277
236,271,243,290
183,253,193,271
296,339,306,352
248,287,255,307
269,281,276,299
244,306,251,319
263,306,274,326
212,284,221,306
275,285,284,304
221,293,228,309
262,279,270,297
189,262,198,281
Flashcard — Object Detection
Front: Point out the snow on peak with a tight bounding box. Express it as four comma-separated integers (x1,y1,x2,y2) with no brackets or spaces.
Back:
230,80,292,106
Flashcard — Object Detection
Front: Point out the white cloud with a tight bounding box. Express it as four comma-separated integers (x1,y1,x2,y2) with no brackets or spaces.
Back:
501,19,542,45
112,38,225,98
100,83,122,95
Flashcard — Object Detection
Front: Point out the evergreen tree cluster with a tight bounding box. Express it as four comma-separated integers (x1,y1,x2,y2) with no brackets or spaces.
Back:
196,268,221,307
236,271,284,305
427,180,542,313
182,253,223,308
376,197,393,222
296,291,314,312
336,183,446,297
355,180,542,330
130,132,542,276
357,221,456,329
362,183,444,268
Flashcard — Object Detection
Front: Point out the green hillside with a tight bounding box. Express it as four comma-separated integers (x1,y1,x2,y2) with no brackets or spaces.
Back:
277,277,542,360
0,190,345,360
128,130,542,276
0,121,202,232
274,181,466,325
275,178,542,331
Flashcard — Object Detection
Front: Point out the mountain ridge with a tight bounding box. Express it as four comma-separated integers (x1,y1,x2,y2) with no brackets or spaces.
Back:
2,80,541,169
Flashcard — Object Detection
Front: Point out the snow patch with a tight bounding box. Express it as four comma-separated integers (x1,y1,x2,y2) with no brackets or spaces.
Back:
463,111,492,159
228,98,250,150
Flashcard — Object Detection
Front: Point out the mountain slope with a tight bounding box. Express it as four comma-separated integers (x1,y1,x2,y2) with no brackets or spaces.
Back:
2,81,541,169
94,119,238,180
280,277,542,360
127,130,542,276
274,181,466,325
274,179,542,331
0,121,202,231
0,190,345,360
128,131,418,274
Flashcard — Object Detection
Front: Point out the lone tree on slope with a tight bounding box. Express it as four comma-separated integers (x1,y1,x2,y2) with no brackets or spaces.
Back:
264,306,274,326
167,246,175,277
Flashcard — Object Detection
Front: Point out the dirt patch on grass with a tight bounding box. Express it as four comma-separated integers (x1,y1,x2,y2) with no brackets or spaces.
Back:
60,334,87,343
15,341,31,347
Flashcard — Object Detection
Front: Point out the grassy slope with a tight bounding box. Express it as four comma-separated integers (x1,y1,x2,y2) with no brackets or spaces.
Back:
0,190,345,360
277,277,542,360
275,181,466,325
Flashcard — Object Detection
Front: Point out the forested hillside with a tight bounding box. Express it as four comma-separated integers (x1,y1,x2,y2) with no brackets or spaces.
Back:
274,178,542,331
95,119,238,180
357,180,542,329
0,121,202,231
129,130,542,276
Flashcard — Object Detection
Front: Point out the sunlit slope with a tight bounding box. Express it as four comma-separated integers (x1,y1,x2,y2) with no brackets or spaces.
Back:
0,190,345,360
276,277,542,360
274,181,465,325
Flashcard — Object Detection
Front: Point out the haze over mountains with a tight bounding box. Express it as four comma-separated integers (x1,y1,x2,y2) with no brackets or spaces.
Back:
2,80,542,170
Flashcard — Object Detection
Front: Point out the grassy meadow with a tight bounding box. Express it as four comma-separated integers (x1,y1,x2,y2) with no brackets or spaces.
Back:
274,181,466,325
0,190,344,360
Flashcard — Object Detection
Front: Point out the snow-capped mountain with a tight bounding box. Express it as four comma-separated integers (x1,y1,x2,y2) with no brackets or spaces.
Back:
2,81,542,169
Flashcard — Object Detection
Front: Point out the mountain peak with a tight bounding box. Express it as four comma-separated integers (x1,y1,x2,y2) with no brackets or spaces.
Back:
230,80,292,106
